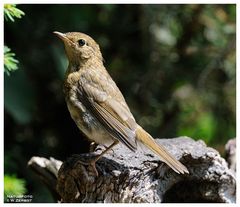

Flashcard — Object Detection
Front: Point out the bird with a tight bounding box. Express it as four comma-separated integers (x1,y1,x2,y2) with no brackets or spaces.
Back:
54,31,189,176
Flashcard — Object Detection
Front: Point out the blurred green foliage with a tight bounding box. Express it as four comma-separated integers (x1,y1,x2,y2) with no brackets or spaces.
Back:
4,4,25,22
5,69,36,123
4,46,19,75
4,4,28,202
4,174,27,202
4,4,25,75
4,4,235,202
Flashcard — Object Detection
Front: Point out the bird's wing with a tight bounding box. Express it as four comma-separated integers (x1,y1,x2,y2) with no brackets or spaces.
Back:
78,70,138,151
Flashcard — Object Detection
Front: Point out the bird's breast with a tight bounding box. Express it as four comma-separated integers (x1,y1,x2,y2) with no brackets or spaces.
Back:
66,95,113,145
63,68,114,145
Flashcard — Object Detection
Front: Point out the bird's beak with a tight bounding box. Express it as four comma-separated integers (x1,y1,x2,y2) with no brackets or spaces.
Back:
53,31,69,43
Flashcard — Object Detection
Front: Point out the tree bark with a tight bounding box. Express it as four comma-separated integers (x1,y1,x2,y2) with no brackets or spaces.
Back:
28,137,236,203
225,138,236,173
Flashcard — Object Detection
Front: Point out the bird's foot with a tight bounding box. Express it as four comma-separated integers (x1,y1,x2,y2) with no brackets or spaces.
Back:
77,158,99,177
89,142,98,153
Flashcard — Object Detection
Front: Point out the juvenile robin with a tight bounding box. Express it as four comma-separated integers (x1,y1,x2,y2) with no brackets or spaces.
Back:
54,31,189,175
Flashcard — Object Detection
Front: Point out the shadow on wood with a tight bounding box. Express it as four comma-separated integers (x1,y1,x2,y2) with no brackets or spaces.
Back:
28,137,236,203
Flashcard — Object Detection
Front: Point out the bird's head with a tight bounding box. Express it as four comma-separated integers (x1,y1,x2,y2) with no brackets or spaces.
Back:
54,31,103,66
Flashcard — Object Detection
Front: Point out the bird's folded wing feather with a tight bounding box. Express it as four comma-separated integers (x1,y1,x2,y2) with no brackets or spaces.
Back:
77,72,138,151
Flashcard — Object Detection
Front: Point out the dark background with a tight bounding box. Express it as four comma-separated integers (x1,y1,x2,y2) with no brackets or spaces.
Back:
4,4,236,202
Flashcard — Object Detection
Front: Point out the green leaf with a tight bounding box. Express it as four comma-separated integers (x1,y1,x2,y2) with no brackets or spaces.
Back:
4,4,25,22
4,46,19,75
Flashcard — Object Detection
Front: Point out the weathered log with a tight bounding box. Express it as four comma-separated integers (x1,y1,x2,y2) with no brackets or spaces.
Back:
28,137,236,203
225,138,236,173
28,156,62,201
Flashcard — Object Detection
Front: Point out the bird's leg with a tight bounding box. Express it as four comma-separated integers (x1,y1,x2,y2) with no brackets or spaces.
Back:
90,142,113,153
79,140,119,176
93,140,119,163
90,140,119,176
89,142,98,152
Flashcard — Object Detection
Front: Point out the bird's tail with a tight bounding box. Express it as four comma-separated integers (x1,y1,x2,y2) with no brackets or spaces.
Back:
135,126,189,174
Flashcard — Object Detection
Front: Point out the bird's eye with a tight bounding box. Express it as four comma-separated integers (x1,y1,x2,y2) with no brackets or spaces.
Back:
78,39,86,46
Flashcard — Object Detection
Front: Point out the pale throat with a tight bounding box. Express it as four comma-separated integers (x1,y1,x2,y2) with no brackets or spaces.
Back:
69,55,104,71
